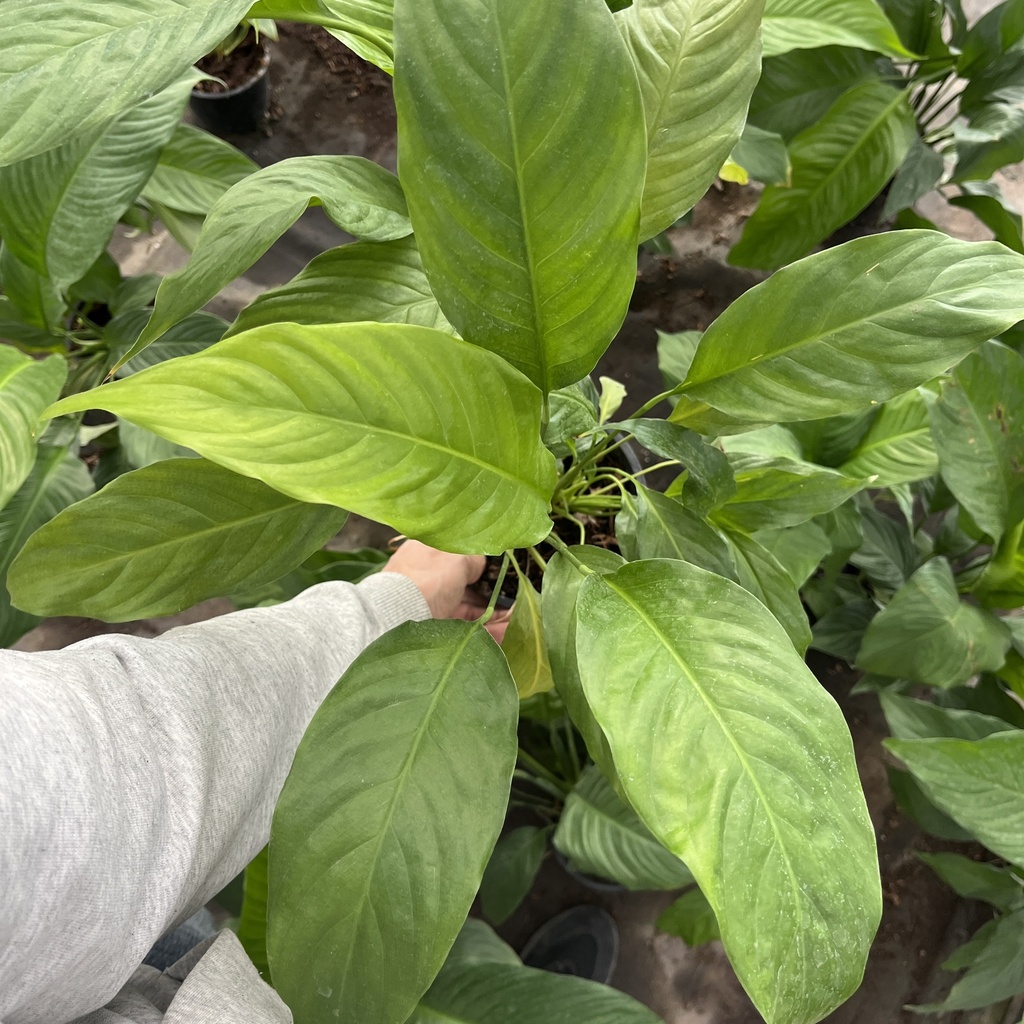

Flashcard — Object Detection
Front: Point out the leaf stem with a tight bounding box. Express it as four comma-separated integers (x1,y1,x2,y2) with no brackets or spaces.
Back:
545,532,592,574
517,748,570,793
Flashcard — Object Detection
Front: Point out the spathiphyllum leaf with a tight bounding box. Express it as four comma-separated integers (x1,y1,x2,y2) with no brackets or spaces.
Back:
618,0,764,240
576,559,880,1024
478,827,547,925
761,0,912,58
856,558,1011,688
0,76,194,290
269,620,518,1024
930,341,1024,540
120,156,411,370
394,0,645,393
671,232,1024,432
8,459,347,621
0,0,252,166
839,389,938,486
48,323,557,554
0,349,67,510
501,576,554,699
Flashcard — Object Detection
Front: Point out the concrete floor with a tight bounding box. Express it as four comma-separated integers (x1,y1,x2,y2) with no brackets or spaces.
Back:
26,4,1024,1021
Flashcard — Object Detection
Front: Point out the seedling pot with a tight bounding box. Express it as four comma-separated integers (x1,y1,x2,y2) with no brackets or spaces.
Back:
190,41,271,135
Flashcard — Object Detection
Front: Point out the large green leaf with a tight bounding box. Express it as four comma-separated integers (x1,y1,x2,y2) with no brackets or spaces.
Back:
0,0,252,167
672,232,1024,431
0,349,67,510
49,323,557,554
411,959,663,1024
0,77,193,291
8,458,346,620
393,0,645,393
930,341,1024,540
269,620,518,1024
918,852,1024,910
227,237,453,337
886,731,1024,866
731,80,916,270
554,765,693,891
856,559,1011,688
141,123,258,216
107,310,228,377
761,0,912,57
711,454,864,532
953,102,1024,182
839,389,938,485
749,46,881,141
576,559,880,1024
478,827,547,925
122,156,411,368
1,444,93,646
618,0,764,241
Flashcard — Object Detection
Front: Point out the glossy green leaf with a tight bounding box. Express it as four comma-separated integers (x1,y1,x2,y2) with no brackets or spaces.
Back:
810,600,877,662
930,342,1024,540
269,620,518,1024
0,349,67,510
953,102,1024,182
723,531,812,653
849,501,917,593
0,246,64,331
478,827,546,925
839,390,938,486
731,81,916,270
880,0,952,57
856,559,1011,687
107,310,228,376
124,156,411,366
228,237,453,337
553,765,693,891
887,731,1024,866
411,958,663,1024
8,458,346,620
501,576,554,699
657,887,721,946
919,852,1024,910
657,330,702,390
761,0,911,57
576,559,880,1024
880,691,1016,742
0,77,192,291
542,547,624,776
118,421,196,469
617,485,735,577
542,385,598,456
394,0,644,393
0,445,93,647
711,455,864,532
673,231,1024,430
50,323,557,554
722,425,804,460
142,123,258,216
788,409,876,467
949,182,1024,253
749,46,880,141
882,135,946,219
887,764,973,840
442,919,521,970
753,521,831,587
0,0,252,167
729,124,791,187
619,0,764,240
236,847,270,980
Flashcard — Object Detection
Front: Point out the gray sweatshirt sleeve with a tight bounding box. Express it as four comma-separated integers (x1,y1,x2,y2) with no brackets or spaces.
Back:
0,573,430,1024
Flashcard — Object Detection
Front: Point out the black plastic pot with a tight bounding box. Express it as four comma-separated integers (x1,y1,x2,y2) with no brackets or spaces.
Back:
190,47,271,135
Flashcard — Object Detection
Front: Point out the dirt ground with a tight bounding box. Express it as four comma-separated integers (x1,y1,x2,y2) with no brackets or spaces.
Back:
51,11,1024,1022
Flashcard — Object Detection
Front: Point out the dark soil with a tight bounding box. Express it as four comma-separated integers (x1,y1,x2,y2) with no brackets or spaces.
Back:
295,24,392,96
195,31,268,93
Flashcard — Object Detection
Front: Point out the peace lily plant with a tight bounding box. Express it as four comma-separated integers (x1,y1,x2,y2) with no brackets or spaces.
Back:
3,1,1024,1023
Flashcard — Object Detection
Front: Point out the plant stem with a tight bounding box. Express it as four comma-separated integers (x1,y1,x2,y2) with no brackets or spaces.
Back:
631,387,680,419
479,553,511,628
563,717,581,782
545,531,592,572
526,546,548,573
517,747,570,793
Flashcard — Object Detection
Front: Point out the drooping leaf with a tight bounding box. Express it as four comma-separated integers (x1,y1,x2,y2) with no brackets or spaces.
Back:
918,852,1023,910
731,80,916,270
657,886,721,946
50,323,557,554
122,156,411,367
393,0,645,393
478,827,547,925
856,559,1011,688
8,458,346,620
0,444,93,647
141,123,258,216
0,0,252,167
0,76,193,290
761,0,912,58
887,731,1024,866
672,232,1024,431
0,349,67,510
711,455,865,532
930,341,1024,540
269,620,518,1024
723,530,812,652
619,0,764,240
553,765,693,891
228,237,454,337
501,575,554,699
576,559,880,1024
839,389,938,486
